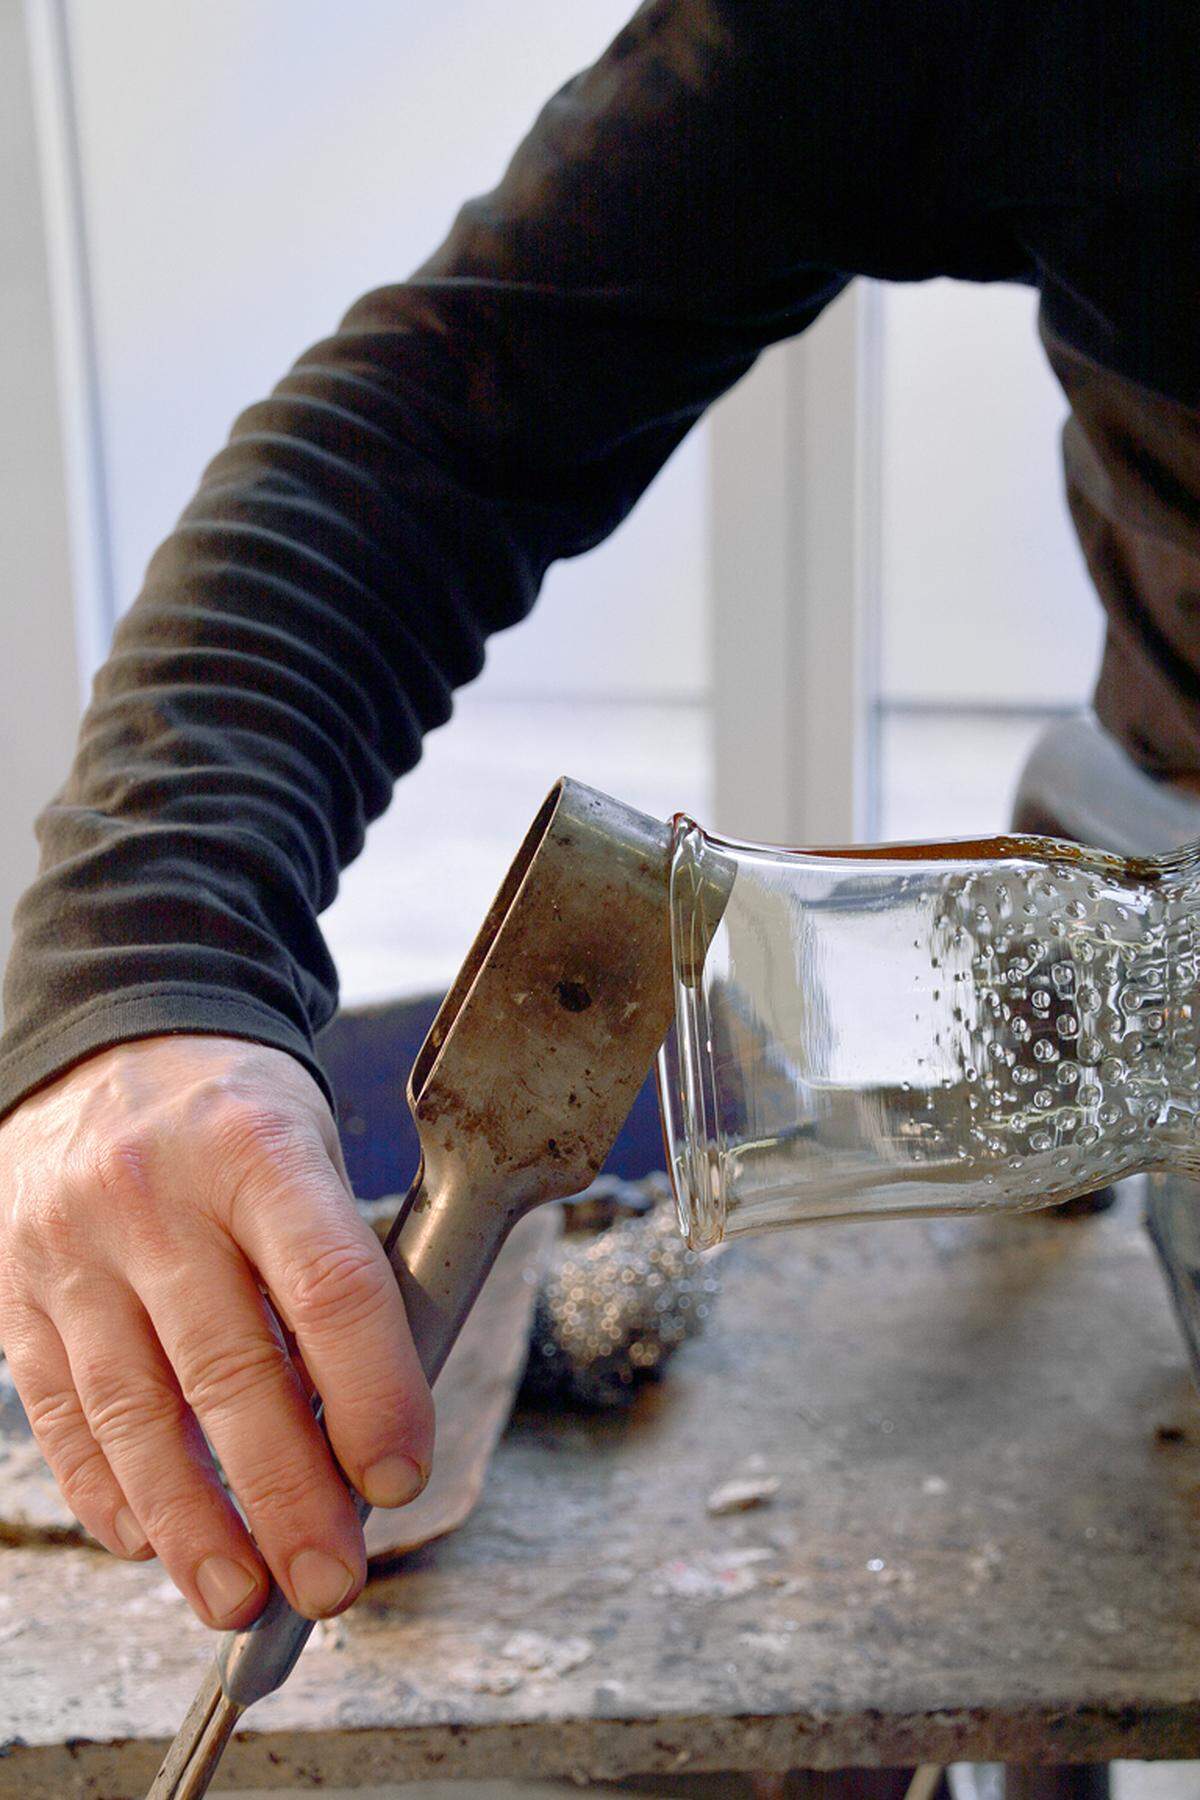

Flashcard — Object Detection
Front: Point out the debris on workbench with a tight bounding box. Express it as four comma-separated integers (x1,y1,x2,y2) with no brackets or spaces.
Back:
522,1173,721,1408
651,1545,774,1600
706,1473,780,1516
453,1629,593,1694
464,1660,524,1696
501,1630,593,1677
310,1615,349,1652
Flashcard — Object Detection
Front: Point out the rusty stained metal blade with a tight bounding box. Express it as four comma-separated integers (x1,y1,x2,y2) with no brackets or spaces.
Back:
148,777,694,1792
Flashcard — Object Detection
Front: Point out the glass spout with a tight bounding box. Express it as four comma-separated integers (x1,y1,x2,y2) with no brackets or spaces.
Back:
657,818,1200,1249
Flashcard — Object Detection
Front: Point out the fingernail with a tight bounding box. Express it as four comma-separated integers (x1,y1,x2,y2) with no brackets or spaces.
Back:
289,1548,357,1617
361,1453,427,1509
114,1506,148,1556
196,1554,259,1620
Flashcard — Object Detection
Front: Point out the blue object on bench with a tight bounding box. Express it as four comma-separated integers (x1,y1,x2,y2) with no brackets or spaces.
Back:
316,996,665,1202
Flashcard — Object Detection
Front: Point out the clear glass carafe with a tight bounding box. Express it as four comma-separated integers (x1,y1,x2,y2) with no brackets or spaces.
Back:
656,819,1200,1249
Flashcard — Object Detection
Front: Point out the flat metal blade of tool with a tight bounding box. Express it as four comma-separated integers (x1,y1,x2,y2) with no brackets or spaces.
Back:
145,776,695,1798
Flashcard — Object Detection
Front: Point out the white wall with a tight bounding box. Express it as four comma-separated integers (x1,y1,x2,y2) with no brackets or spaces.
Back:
54,8,1111,724
0,0,84,989
64,0,709,702
879,279,1104,710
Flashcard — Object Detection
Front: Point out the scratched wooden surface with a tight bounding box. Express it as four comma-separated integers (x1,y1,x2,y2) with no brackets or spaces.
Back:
3,1184,1200,1798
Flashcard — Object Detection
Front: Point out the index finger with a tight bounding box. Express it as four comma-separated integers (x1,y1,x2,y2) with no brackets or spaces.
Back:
231,1156,434,1511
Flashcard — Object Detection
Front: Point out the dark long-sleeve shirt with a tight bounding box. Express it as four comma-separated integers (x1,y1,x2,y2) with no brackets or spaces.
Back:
2,0,1197,1120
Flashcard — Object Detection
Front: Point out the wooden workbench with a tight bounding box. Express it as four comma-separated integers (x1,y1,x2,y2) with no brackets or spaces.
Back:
3,1184,1199,1798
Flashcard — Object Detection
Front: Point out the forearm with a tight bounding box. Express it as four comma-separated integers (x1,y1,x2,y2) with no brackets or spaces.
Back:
0,0,825,1120
0,281,548,1114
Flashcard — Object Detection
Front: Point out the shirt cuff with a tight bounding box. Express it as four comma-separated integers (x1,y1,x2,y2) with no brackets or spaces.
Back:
0,985,332,1125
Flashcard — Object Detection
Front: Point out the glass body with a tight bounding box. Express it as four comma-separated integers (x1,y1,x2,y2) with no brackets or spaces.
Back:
657,819,1200,1250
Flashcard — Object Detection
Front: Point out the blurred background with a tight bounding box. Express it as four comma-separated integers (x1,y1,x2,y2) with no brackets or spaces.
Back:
1,0,1103,1012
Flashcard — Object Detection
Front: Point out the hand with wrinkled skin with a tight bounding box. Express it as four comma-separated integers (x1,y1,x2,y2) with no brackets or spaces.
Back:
0,1035,434,1628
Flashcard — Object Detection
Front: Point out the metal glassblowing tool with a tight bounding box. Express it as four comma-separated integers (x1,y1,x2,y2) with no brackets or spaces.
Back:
147,775,714,1800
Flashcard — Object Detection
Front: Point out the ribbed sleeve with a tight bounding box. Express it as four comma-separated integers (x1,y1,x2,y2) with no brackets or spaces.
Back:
0,0,845,1118
12,0,1175,1117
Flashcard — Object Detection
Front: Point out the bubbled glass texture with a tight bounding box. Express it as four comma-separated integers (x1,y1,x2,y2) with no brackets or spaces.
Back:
657,821,1200,1250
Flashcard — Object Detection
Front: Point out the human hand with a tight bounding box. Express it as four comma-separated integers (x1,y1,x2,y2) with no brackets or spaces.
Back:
0,1035,433,1628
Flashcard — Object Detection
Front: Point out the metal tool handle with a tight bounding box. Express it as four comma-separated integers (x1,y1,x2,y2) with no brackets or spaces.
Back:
215,1160,518,1708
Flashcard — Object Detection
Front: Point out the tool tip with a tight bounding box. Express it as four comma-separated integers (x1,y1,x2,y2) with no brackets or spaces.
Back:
145,1666,243,1800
